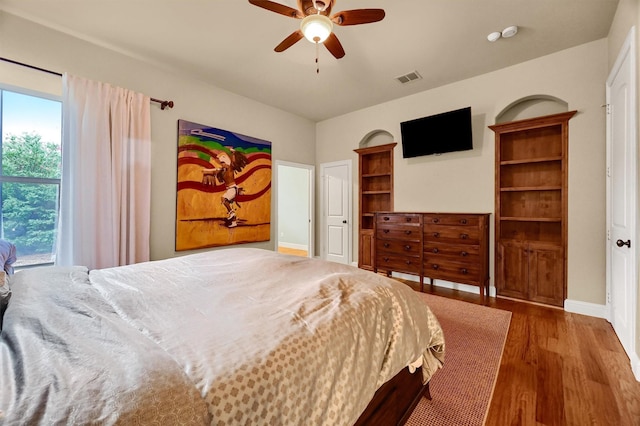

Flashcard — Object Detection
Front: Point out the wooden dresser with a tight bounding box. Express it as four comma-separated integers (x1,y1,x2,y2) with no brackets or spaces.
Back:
374,212,490,298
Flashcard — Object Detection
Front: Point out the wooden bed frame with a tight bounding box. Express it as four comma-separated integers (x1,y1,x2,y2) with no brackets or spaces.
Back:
354,367,431,425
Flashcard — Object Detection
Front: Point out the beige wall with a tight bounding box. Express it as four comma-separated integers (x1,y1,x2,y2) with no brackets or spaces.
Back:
607,0,640,365
0,11,316,261
316,39,608,305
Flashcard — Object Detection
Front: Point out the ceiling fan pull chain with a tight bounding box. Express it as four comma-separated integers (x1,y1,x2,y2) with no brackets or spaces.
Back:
316,41,320,74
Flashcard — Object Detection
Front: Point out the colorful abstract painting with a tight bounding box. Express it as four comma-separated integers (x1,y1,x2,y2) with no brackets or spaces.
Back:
176,119,272,250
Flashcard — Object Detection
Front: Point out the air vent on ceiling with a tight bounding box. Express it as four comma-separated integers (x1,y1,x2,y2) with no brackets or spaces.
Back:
395,71,422,84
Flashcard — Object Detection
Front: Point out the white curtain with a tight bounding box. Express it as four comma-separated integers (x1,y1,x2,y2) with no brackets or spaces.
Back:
57,73,151,269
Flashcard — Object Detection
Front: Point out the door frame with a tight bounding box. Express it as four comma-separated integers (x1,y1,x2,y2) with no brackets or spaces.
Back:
605,25,639,379
275,160,315,258
320,159,352,263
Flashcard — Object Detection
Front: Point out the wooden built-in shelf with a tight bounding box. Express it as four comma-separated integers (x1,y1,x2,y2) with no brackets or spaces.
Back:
355,143,397,271
490,110,576,308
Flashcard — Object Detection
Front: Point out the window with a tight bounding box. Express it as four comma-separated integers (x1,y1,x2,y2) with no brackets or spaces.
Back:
0,88,62,268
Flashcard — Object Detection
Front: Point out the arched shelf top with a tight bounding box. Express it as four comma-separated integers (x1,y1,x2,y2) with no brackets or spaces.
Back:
495,95,569,124
358,129,395,148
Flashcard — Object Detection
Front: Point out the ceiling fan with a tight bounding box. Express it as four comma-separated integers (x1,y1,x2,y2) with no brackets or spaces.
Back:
248,0,385,59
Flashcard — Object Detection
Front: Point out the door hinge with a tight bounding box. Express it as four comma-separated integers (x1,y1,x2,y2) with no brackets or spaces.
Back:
602,103,611,114
606,166,611,177
607,291,612,304
607,228,611,240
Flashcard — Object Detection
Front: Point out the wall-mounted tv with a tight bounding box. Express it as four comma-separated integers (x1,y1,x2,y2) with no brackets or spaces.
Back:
400,106,473,158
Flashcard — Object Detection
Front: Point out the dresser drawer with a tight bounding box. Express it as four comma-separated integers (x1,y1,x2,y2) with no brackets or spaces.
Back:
377,226,421,242
376,253,421,274
423,214,479,227
376,213,422,226
423,260,480,285
423,224,480,244
377,239,422,257
423,243,480,263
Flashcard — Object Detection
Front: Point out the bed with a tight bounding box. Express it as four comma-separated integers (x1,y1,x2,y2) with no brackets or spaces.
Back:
0,247,444,425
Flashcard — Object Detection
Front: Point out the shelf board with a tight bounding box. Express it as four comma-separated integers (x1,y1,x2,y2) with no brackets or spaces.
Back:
362,213,375,217
362,173,392,178
500,217,562,223
501,186,562,192
500,156,562,165
362,190,391,195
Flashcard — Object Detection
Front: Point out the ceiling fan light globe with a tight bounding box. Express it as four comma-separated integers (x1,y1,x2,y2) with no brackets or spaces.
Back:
300,14,333,43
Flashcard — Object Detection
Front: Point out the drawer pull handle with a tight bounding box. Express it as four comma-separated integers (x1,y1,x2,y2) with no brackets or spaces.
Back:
404,245,411,250
383,216,390,221
406,260,411,265
433,218,440,223
460,219,467,224
460,233,468,240
383,243,390,248
460,251,468,257
383,229,390,233
406,217,412,222
432,248,439,253
405,230,412,235
383,257,389,262
433,232,440,238
461,268,468,274
432,264,439,270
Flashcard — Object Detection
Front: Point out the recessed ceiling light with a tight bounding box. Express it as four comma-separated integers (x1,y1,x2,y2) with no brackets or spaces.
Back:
487,31,501,42
501,25,518,38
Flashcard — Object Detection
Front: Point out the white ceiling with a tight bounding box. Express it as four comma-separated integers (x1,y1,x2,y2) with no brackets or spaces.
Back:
0,0,619,122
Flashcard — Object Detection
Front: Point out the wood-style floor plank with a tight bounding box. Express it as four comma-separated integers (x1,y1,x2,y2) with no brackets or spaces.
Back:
399,280,640,426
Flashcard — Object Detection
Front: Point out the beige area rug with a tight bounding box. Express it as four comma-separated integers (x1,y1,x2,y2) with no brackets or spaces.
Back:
407,294,511,426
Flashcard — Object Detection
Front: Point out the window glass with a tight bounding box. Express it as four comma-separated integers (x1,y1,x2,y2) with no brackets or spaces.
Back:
0,88,62,267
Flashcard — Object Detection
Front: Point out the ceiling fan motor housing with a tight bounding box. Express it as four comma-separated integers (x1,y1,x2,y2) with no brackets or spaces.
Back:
301,0,332,15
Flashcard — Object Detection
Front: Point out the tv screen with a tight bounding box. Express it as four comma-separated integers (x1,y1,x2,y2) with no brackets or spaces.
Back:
400,106,473,158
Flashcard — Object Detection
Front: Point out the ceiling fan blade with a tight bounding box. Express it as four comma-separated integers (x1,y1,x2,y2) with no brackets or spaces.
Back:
248,0,304,19
324,32,345,59
331,9,385,26
275,30,304,52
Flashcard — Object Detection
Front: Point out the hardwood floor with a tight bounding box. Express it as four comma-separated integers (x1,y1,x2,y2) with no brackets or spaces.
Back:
277,246,308,257
401,280,640,425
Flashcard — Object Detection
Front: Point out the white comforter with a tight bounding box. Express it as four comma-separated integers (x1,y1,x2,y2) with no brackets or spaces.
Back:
0,248,444,425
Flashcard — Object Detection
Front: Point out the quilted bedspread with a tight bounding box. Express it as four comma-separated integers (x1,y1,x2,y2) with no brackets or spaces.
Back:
0,248,444,425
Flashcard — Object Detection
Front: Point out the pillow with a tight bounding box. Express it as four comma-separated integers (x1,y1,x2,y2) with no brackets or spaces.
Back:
0,271,10,330
0,239,16,275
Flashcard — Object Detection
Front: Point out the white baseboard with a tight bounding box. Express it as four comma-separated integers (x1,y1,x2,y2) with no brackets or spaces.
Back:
563,299,608,319
390,272,497,297
277,242,308,251
632,352,640,382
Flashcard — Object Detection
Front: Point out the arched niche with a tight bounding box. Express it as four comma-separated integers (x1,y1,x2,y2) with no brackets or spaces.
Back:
358,129,395,148
495,95,568,124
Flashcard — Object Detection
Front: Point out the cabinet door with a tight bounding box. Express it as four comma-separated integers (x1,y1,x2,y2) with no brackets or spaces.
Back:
528,244,564,307
359,230,375,271
496,241,528,299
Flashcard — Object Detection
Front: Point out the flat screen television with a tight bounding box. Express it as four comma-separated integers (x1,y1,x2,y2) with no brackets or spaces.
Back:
400,106,473,158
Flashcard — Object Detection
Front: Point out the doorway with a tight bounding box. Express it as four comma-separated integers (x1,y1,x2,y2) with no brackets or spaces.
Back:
606,26,638,379
275,161,314,258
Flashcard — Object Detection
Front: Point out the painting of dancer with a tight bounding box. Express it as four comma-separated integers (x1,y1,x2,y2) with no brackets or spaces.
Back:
176,119,272,250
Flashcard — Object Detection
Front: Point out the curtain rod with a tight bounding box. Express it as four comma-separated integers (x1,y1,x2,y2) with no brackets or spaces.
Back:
0,57,175,110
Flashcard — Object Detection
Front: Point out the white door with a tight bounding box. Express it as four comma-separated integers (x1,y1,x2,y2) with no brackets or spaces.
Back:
606,26,637,363
321,160,351,264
